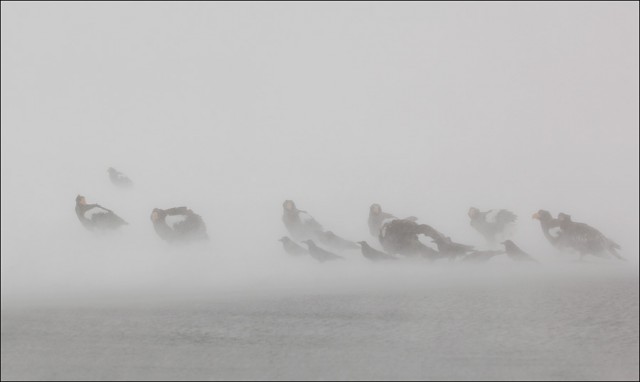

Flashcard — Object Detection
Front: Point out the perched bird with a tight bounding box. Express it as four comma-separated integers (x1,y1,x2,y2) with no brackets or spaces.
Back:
75,195,127,231
279,236,309,256
357,241,398,261
282,200,324,241
151,207,208,243
462,250,504,263
556,213,623,260
431,234,475,259
107,167,133,188
502,240,538,263
379,219,440,259
317,230,360,251
368,204,397,237
468,207,517,244
302,240,344,262
532,209,565,250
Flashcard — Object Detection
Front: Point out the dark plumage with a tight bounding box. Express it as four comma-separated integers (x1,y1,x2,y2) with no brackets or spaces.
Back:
282,200,324,241
557,213,623,260
378,219,440,259
462,250,504,263
279,236,309,256
431,234,475,259
107,167,133,188
302,240,344,262
502,240,538,263
357,241,398,261
151,207,208,243
468,207,517,243
75,195,128,231
532,209,565,250
317,231,360,251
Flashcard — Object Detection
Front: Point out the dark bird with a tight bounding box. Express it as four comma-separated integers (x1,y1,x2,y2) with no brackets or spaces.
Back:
502,240,539,263
431,234,475,259
279,236,309,256
357,241,398,261
151,207,208,243
75,195,127,231
532,209,565,250
282,200,324,241
557,213,624,260
378,219,440,259
302,240,344,262
317,230,360,251
107,167,133,188
462,250,505,263
468,207,517,244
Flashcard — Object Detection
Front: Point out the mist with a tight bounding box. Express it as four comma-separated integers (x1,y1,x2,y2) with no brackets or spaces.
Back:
1,3,638,380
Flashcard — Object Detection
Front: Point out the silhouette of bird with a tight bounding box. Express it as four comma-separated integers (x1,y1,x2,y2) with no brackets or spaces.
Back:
75,195,127,231
151,207,208,242
282,200,324,241
107,167,133,188
502,240,538,263
468,207,517,244
302,240,344,262
317,231,360,251
379,219,440,259
431,234,475,259
532,209,565,250
357,241,398,261
279,236,309,256
557,213,623,260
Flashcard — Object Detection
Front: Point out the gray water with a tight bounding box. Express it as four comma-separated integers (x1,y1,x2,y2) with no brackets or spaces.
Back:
2,264,638,381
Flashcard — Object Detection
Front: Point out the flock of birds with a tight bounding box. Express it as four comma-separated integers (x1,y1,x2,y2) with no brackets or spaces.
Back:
279,200,624,264
76,168,624,263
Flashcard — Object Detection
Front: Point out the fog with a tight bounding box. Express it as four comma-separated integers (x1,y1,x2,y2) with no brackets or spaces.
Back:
1,3,638,380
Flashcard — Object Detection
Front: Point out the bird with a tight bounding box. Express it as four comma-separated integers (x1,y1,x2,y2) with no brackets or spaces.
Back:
151,207,208,242
378,219,440,259
107,167,133,188
279,236,309,256
368,203,418,237
468,207,517,244
302,240,344,262
75,195,127,231
317,231,360,251
462,250,505,263
357,241,398,261
556,213,623,260
430,234,475,260
282,200,324,241
532,209,565,250
502,240,538,263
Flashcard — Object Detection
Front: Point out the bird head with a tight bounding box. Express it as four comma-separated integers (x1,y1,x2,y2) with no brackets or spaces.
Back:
468,207,479,218
75,195,86,205
283,200,296,211
370,204,381,215
532,209,552,221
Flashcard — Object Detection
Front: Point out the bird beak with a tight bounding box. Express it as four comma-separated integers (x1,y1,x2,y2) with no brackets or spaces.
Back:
532,212,540,220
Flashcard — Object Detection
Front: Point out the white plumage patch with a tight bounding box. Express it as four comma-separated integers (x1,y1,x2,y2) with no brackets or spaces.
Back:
165,214,188,228
83,206,109,220
548,227,563,238
485,209,499,223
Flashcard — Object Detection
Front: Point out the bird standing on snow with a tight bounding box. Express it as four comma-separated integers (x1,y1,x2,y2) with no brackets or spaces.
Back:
282,200,324,241
279,236,309,256
107,167,133,188
302,240,344,262
431,234,475,260
502,240,538,263
151,207,208,243
75,195,128,231
556,213,623,260
468,207,517,244
378,219,440,259
357,241,397,261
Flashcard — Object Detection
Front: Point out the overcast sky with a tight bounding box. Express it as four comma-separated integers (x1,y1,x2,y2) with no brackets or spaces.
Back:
1,2,638,287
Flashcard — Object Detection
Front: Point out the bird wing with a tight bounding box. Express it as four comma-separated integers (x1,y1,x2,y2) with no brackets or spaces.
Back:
165,214,188,229
83,205,111,220
548,226,563,238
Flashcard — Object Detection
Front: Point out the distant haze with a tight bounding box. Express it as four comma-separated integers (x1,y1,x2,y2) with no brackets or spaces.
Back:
1,2,638,297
